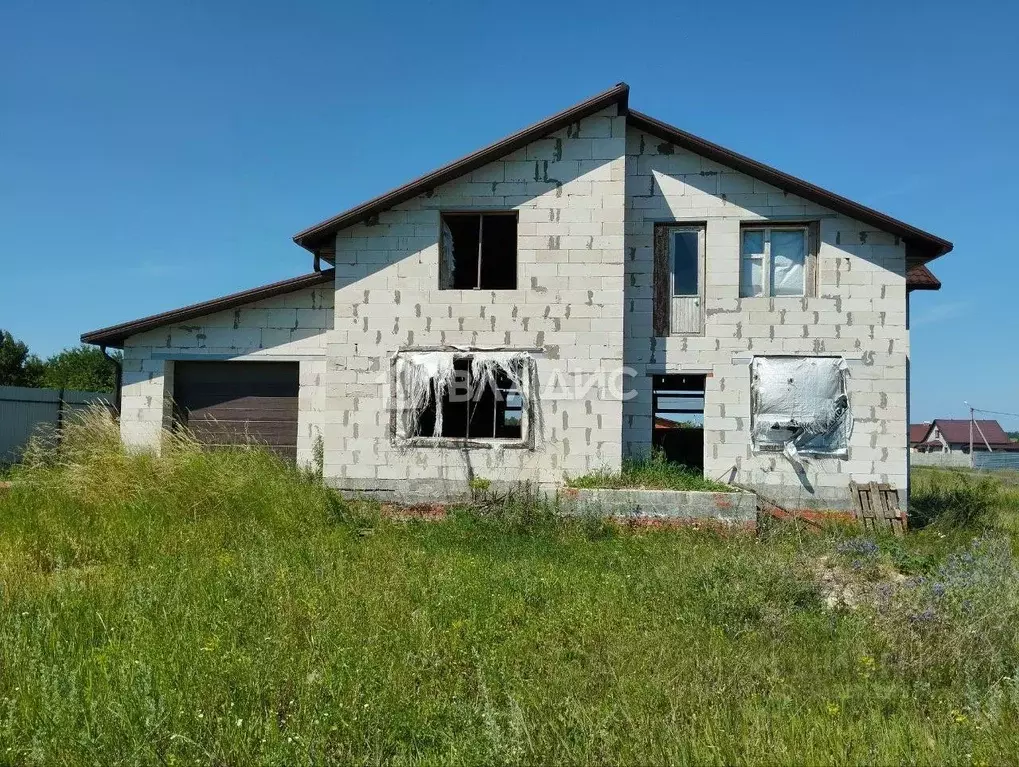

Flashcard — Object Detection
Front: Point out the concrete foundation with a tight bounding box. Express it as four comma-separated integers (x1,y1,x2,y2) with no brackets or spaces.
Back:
562,487,757,525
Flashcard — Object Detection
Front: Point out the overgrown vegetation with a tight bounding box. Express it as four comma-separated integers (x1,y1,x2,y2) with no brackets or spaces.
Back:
909,467,1008,529
567,450,730,492
2,416,1019,764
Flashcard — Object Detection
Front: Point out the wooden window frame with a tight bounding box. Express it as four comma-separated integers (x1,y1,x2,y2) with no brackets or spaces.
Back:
669,226,705,298
653,222,707,337
739,222,819,298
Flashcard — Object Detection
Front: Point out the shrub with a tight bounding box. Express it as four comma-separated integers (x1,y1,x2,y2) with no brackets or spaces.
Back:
453,482,562,535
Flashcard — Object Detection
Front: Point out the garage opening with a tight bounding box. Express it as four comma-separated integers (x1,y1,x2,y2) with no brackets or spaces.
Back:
173,361,300,462
652,373,705,470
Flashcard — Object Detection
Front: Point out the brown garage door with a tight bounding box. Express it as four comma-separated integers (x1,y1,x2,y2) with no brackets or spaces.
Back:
173,361,299,462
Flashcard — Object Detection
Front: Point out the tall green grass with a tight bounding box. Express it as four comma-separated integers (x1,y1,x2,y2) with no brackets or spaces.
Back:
567,451,730,492
1,412,1019,764
911,467,1019,530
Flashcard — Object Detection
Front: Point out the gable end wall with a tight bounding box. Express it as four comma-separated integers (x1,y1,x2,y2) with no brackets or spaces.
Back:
323,106,627,500
623,126,909,509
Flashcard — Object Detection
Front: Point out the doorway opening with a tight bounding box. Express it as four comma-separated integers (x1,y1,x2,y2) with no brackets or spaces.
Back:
652,374,705,470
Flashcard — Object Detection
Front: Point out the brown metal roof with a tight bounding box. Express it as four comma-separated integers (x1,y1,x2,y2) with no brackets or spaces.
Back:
626,109,952,266
909,423,932,444
932,419,1012,446
906,264,942,291
292,83,631,252
292,84,952,267
85,86,956,349
81,270,335,348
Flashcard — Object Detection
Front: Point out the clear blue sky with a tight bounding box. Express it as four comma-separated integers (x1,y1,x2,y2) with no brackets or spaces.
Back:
1,0,1016,429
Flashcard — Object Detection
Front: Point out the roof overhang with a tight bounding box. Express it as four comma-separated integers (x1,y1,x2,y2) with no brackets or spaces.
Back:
292,85,951,270
292,83,631,253
906,264,942,292
81,270,335,348
626,109,953,267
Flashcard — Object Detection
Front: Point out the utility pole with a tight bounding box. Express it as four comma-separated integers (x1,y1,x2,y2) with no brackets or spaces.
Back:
969,402,975,469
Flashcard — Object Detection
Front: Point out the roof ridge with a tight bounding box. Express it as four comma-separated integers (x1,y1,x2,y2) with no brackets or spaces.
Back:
291,85,951,264
292,83,630,251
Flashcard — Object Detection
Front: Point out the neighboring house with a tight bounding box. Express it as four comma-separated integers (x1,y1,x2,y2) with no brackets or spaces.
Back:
82,83,953,509
909,422,932,451
913,419,1019,454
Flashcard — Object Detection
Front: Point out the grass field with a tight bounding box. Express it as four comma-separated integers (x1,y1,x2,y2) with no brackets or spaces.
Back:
1,416,1018,765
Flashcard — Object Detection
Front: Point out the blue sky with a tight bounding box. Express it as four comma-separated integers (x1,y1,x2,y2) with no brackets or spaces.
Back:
1,0,1016,429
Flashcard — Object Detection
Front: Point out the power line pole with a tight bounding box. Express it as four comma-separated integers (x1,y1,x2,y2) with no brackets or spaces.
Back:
969,403,975,469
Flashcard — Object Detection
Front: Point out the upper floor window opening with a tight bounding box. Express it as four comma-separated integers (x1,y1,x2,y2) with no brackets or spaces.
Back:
740,225,816,298
440,212,518,290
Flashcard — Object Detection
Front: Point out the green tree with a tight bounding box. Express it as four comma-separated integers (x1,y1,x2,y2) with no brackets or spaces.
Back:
0,330,45,387
42,345,121,393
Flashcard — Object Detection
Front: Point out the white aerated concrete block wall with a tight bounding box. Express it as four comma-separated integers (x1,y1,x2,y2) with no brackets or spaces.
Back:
324,107,628,499
119,284,333,467
623,128,909,509
113,110,914,510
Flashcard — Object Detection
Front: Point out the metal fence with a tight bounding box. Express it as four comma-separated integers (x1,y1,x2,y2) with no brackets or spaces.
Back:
911,450,1019,471
973,451,1019,471
0,385,111,463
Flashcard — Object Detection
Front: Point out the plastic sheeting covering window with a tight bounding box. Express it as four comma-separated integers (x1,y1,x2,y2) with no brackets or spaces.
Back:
751,356,851,460
740,230,764,297
395,351,529,440
741,228,807,298
770,230,806,297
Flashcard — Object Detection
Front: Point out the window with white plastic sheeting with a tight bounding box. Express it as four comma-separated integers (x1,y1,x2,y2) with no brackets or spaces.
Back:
750,356,851,459
394,351,532,446
740,226,811,297
770,230,806,296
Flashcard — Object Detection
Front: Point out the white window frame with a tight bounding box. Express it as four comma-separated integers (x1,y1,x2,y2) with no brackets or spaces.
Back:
740,225,809,298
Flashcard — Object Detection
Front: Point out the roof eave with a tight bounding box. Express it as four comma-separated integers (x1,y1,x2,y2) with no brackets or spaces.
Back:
626,109,953,265
292,83,631,251
906,264,942,292
81,270,336,349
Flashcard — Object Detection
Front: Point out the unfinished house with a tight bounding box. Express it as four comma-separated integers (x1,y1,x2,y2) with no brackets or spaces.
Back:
82,83,952,509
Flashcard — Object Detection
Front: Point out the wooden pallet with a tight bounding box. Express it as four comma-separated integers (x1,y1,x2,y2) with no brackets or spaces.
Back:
850,481,906,535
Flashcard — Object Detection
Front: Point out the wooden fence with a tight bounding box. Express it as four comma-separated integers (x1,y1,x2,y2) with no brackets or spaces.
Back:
0,385,111,463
